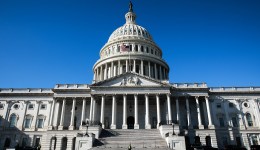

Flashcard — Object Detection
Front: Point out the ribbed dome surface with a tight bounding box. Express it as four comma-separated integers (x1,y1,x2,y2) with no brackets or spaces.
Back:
108,23,153,42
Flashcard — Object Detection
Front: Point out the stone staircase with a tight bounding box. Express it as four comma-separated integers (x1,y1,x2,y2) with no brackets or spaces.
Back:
90,129,169,150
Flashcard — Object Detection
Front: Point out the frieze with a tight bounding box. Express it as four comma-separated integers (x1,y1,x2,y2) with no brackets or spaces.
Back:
120,75,141,86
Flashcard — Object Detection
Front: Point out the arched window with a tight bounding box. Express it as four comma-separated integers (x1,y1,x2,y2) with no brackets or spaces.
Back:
194,136,201,145
50,137,57,150
246,113,253,127
72,137,76,150
10,114,17,127
206,136,212,147
61,137,67,150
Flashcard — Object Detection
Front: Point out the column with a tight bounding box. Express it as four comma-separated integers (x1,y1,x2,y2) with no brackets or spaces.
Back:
134,94,139,129
22,101,30,130
122,95,127,129
96,68,100,82
48,99,56,130
145,94,151,129
80,98,86,129
58,98,66,130
34,101,41,130
114,64,117,76
163,68,166,80
93,70,96,82
223,100,231,127
159,65,162,80
118,60,122,74
92,98,97,122
104,63,107,80
111,61,114,77
100,95,105,128
156,94,161,128
205,96,214,129
133,59,136,72
253,99,260,127
111,95,117,129
195,96,204,129
52,101,60,129
167,94,172,124
176,97,180,125
154,63,158,79
100,65,103,81
89,96,94,121
141,60,144,75
126,59,129,72
4,101,12,123
186,97,192,129
69,98,76,130
235,99,246,129
148,61,151,77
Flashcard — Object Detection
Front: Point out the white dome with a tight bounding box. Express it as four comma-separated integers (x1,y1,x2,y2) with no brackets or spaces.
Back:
107,11,153,43
108,24,153,42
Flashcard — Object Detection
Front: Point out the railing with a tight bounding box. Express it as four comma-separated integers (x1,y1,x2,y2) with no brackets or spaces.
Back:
55,84,90,89
0,88,52,93
210,87,260,92
172,83,208,88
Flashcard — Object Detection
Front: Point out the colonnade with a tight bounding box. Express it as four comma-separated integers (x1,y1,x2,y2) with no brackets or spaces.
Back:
94,59,169,82
47,95,214,130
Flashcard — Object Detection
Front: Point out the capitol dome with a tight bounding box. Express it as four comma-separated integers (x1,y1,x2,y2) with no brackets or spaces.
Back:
107,16,153,43
93,3,169,83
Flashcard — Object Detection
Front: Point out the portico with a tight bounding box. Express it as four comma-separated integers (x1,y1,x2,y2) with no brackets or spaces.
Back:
47,75,215,131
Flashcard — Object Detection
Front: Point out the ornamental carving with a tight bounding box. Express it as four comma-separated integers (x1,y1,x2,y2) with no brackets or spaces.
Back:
120,75,141,86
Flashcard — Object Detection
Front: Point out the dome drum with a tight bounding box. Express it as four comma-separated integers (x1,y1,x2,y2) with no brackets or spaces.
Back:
93,58,169,83
99,42,163,59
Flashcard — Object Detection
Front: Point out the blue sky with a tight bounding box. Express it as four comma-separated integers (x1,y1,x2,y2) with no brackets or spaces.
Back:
0,0,260,88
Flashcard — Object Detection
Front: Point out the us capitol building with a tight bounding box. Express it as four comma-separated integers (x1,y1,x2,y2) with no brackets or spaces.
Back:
1,3,260,150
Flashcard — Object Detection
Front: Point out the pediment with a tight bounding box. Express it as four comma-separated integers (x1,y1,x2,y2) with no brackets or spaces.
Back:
92,72,169,87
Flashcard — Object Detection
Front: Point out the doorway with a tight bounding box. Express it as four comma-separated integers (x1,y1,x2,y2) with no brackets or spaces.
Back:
127,116,134,129
35,137,41,147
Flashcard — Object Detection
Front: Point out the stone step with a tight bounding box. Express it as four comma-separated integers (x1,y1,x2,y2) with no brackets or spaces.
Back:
92,129,168,149
90,148,171,150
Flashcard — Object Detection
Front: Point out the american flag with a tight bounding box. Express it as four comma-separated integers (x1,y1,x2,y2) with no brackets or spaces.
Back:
120,44,130,52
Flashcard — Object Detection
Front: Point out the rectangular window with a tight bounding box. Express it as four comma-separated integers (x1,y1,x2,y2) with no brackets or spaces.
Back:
146,47,149,53
151,49,153,54
117,45,120,52
24,118,31,128
129,45,132,51
10,115,17,127
40,104,47,110
141,46,144,52
28,104,34,110
219,117,225,127
37,119,44,128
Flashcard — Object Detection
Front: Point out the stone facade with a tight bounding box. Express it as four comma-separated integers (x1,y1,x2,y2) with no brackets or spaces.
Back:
0,3,260,150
